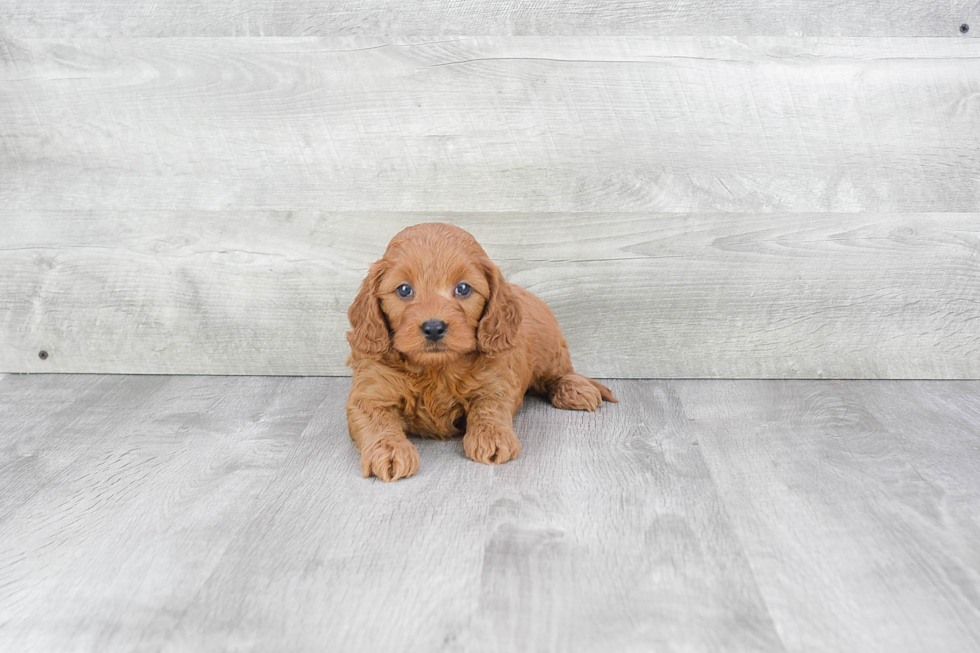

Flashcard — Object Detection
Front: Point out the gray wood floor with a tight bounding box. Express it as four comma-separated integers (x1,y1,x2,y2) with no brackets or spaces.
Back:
1,375,978,652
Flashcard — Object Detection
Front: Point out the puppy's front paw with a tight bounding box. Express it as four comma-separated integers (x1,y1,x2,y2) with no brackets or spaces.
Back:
463,425,521,465
361,437,420,482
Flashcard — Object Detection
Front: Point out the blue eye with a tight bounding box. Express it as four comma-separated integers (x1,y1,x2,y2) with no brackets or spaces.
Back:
396,284,414,298
455,282,472,298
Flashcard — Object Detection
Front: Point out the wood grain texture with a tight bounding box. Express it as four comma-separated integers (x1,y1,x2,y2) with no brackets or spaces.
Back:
0,374,167,517
161,381,781,652
2,211,978,378
677,380,980,652
0,375,329,652
3,35,979,377
3,37,979,214
2,376,979,651
0,0,976,37
154,393,498,652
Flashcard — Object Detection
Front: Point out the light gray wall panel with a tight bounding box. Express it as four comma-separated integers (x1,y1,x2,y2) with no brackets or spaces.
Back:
0,1,976,37
3,34,978,377
2,211,977,378
3,37,979,214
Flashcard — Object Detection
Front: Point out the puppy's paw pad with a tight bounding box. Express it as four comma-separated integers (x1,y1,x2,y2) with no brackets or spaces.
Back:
361,438,420,482
463,426,521,465
550,375,602,411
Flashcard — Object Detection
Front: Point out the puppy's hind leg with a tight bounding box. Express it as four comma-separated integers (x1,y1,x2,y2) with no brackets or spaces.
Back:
549,373,618,412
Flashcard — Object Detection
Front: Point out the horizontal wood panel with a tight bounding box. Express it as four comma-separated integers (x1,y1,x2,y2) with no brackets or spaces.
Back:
0,1,976,37
2,211,977,378
2,37,979,213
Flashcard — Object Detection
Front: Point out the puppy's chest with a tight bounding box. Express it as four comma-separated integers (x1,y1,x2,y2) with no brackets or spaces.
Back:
402,377,472,440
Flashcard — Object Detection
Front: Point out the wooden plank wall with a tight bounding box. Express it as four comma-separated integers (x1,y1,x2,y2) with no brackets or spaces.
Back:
1,5,978,377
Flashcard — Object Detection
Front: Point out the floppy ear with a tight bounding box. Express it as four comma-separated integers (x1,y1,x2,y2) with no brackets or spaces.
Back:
347,260,390,358
477,259,523,356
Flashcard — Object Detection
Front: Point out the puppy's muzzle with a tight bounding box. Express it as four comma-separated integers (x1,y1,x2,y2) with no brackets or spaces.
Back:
421,319,448,342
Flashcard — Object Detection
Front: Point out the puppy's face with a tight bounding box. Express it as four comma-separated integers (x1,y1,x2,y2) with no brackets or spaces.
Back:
377,244,489,366
347,223,522,367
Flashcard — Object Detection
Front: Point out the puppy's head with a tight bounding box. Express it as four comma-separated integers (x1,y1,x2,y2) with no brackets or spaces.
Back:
347,223,522,366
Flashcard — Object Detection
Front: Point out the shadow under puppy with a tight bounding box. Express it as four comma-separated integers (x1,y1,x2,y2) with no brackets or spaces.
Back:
346,223,617,481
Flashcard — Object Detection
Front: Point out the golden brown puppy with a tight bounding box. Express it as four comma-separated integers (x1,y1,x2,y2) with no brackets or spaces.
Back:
346,223,617,481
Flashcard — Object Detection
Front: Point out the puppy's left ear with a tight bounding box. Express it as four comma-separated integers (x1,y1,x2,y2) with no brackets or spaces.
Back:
347,260,390,359
478,259,522,356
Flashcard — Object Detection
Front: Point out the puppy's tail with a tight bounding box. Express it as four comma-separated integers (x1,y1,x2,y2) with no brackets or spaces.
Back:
588,378,619,403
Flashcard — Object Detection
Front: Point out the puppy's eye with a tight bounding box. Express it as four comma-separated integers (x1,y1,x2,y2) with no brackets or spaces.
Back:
454,282,472,298
396,284,414,299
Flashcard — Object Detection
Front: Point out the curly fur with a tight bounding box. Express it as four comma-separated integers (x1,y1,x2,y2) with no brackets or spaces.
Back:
346,223,617,482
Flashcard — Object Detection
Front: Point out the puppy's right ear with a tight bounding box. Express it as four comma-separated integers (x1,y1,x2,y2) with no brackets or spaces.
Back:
347,260,390,358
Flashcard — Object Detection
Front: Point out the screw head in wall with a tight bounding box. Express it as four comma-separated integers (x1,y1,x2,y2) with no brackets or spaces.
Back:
38,350,49,360
961,23,970,33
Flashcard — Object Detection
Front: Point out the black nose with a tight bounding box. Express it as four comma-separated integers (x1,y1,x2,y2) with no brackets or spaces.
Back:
421,319,448,341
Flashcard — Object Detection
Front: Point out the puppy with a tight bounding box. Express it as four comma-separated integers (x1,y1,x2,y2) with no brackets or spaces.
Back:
346,223,617,481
